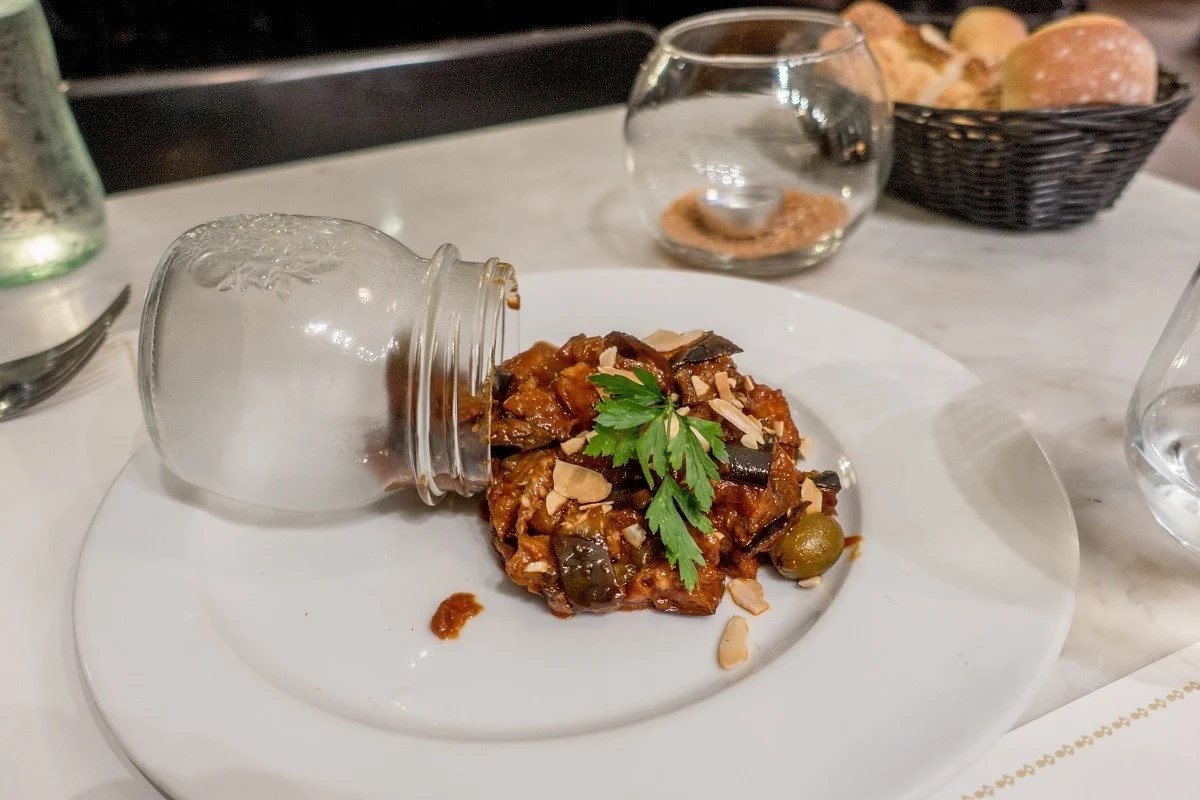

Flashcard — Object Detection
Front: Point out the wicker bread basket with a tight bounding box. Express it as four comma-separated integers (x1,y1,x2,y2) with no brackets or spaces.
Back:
887,70,1192,230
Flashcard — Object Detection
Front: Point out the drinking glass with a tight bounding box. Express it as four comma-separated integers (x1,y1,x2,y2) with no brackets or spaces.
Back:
1127,263,1200,552
624,9,891,276
0,0,106,286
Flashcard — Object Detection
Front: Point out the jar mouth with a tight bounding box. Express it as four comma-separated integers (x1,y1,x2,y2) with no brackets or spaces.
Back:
407,244,517,505
658,8,865,68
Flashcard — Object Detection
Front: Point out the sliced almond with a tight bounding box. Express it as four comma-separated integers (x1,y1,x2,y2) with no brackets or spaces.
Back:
597,346,617,368
677,406,690,416
709,528,725,541
708,398,764,446
578,501,614,512
559,434,588,455
622,523,647,548
798,437,811,459
670,392,680,403
553,460,612,504
642,329,683,351
524,560,552,574
797,575,822,589
596,365,641,383
714,371,736,404
718,615,750,669
740,433,760,450
545,490,567,516
800,478,823,514
667,414,681,441
849,542,863,562
773,420,785,438
743,375,755,391
731,398,744,410
691,375,711,397
728,578,769,616
692,426,711,452
643,328,706,353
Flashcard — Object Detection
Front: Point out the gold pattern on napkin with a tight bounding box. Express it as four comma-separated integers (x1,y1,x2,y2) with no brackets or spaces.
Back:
961,681,1200,799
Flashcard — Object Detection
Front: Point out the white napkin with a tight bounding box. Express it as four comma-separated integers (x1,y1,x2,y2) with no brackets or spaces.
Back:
930,641,1200,799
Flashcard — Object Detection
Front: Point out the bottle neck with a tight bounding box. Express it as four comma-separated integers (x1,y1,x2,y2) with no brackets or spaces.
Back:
405,244,517,504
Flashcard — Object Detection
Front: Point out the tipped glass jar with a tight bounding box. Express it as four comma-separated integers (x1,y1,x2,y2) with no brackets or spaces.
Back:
624,9,891,276
139,214,518,512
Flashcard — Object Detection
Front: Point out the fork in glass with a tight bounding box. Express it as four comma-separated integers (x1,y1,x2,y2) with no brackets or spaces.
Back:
0,284,132,421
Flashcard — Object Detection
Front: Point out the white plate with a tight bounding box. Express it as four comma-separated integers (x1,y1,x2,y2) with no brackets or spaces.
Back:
75,269,1078,800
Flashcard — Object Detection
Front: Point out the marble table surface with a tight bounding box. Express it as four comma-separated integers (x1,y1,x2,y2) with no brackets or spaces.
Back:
3,106,1200,799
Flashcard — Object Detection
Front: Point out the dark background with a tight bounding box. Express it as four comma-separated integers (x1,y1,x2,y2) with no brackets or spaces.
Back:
43,0,1084,79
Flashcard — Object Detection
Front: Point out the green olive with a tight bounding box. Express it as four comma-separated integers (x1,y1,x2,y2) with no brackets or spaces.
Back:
770,514,845,580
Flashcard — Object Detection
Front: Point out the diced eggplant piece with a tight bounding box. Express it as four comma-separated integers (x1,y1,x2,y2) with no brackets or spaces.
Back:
601,331,674,389
607,486,654,511
671,333,744,365
492,367,513,400
489,445,520,461
812,470,841,493
552,533,624,612
744,511,790,556
719,442,774,487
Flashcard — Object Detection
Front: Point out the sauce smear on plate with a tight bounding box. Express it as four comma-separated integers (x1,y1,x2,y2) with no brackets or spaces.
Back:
431,593,484,639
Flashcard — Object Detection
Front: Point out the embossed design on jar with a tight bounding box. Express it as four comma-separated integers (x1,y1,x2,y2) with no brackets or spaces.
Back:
178,215,344,298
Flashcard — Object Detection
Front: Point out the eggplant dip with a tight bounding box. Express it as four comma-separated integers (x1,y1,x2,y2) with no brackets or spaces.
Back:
485,329,852,622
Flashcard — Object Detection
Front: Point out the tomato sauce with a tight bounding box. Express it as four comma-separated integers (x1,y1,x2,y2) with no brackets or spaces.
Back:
430,592,484,640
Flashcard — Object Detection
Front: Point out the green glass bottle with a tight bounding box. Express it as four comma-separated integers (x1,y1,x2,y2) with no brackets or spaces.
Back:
0,0,105,286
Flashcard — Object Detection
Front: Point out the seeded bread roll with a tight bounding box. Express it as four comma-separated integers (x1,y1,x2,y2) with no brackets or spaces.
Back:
1000,14,1157,109
842,0,906,41
950,6,1028,65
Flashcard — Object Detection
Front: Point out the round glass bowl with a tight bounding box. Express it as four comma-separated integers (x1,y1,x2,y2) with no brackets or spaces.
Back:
625,9,892,276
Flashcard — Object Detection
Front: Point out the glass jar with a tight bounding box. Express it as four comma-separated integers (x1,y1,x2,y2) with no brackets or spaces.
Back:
0,0,106,286
139,214,518,512
624,9,891,276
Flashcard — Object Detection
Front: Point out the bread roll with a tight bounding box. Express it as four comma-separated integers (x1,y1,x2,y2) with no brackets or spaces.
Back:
894,59,943,104
950,7,1028,65
933,79,987,110
897,24,959,71
1000,14,1157,109
863,37,910,100
838,1,994,110
842,0,907,41
963,56,997,91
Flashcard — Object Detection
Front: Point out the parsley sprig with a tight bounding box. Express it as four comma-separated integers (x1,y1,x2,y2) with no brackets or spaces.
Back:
584,367,728,590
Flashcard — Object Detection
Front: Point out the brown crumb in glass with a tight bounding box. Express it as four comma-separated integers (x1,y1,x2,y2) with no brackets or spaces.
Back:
430,592,484,640
659,188,848,260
